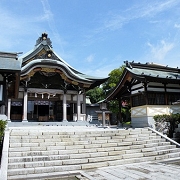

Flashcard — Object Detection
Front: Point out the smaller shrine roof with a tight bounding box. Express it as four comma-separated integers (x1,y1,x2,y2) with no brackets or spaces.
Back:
106,61,180,101
0,52,21,72
126,61,180,81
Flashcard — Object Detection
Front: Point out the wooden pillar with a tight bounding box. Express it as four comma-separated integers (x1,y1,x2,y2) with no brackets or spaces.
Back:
63,93,67,121
7,99,11,121
77,94,81,120
82,93,86,114
23,90,28,121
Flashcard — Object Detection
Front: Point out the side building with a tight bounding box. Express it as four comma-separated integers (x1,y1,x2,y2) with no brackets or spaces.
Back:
3,33,108,122
0,52,21,120
106,61,180,128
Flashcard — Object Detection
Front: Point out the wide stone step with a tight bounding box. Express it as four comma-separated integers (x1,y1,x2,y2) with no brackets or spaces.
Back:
6,127,159,136
9,135,162,151
9,153,159,177
8,154,69,163
155,151,180,160
133,139,168,146
10,136,162,147
9,139,168,154
142,145,176,152
8,164,82,177
143,148,180,157
8,142,178,159
9,128,153,137
9,134,159,144
8,144,179,170
7,127,180,180
7,149,142,166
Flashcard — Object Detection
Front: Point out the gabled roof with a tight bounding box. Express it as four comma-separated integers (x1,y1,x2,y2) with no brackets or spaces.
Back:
0,52,21,72
0,51,21,99
106,61,180,101
126,61,180,82
19,33,108,89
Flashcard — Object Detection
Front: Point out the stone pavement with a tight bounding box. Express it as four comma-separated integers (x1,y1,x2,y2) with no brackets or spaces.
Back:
81,160,180,180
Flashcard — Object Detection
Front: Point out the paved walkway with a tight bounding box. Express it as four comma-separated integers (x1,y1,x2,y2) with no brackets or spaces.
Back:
81,161,180,180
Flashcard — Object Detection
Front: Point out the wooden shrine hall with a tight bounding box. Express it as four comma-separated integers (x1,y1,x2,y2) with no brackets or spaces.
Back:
106,61,180,128
0,33,108,122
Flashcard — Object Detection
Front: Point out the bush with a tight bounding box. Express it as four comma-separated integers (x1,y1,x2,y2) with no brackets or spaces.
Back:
153,113,180,138
0,120,7,143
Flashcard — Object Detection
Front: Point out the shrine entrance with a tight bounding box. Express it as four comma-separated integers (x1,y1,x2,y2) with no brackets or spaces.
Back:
26,100,73,122
27,101,56,121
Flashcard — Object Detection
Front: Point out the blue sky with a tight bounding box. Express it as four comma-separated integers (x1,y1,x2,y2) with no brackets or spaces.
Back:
0,0,180,78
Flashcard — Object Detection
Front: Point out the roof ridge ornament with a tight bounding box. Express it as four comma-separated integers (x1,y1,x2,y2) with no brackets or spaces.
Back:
35,32,52,48
124,60,132,69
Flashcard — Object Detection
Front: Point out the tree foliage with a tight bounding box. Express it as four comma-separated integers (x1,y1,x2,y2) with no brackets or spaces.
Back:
102,66,125,94
86,65,125,106
86,87,104,104
86,65,131,124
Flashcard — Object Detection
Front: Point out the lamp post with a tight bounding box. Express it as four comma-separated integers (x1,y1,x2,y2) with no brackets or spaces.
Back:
100,102,107,127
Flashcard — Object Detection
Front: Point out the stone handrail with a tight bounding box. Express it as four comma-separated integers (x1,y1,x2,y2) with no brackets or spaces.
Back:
148,127,180,148
0,129,10,180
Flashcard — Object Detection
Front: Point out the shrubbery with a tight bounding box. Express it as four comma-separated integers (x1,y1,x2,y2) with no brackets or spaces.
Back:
0,120,7,143
154,114,180,137
0,119,7,162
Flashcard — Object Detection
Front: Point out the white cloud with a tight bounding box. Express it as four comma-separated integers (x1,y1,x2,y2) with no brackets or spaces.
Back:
40,0,53,21
40,0,64,53
85,54,94,63
147,40,174,61
174,23,180,29
138,0,178,18
103,15,125,31
95,0,179,33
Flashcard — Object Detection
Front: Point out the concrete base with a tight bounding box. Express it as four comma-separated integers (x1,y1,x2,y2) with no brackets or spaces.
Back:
0,114,7,121
131,116,155,129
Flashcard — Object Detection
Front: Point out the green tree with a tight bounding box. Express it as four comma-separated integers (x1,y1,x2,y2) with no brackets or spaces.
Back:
102,66,125,94
86,87,104,104
86,65,125,104
103,66,125,115
104,65,131,125
86,65,126,123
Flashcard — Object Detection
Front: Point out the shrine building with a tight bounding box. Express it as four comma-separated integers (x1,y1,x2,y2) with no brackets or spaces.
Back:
0,33,108,122
106,61,180,128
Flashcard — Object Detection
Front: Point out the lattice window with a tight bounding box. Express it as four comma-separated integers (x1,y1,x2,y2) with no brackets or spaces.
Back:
147,93,165,105
132,94,146,107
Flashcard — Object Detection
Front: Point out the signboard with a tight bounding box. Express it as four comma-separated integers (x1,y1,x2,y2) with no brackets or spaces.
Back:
34,101,49,105
11,101,22,106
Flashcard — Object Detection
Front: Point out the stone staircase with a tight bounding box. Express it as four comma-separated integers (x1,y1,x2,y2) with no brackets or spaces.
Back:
7,127,180,180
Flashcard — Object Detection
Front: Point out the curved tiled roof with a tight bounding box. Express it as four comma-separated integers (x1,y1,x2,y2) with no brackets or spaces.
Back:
19,33,108,89
106,61,180,101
